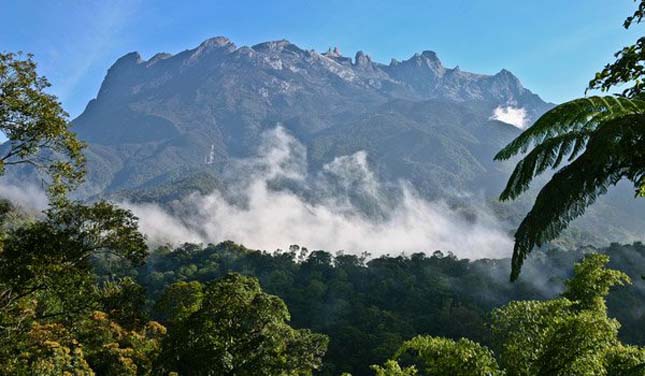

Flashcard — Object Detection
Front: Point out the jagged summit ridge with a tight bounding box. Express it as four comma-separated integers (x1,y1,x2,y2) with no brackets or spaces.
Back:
106,37,502,84
98,36,543,110
200,36,234,48
105,36,514,85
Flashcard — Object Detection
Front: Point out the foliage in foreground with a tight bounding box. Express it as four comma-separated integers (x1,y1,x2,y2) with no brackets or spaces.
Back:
0,52,85,203
96,240,645,375
373,254,645,376
157,273,328,375
0,49,166,375
496,0,645,280
0,51,329,375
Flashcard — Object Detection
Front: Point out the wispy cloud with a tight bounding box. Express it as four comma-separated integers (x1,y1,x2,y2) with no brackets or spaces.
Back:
490,106,528,129
0,182,49,212
123,127,514,259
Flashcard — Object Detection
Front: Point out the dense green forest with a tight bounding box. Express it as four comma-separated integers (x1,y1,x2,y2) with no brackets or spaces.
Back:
1,183,644,374
93,240,645,375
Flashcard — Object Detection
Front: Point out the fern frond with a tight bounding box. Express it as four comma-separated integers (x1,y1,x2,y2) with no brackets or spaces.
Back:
510,114,645,280
499,130,592,201
495,96,645,161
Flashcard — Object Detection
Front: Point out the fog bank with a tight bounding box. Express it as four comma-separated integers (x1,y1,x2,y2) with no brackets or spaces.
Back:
124,127,514,259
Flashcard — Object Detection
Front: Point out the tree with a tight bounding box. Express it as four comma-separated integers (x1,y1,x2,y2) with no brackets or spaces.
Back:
98,277,150,331
0,52,85,202
491,254,639,376
589,0,645,98
562,253,631,312
604,346,645,376
77,311,166,376
0,201,150,373
8,321,94,376
0,52,156,374
374,254,645,376
495,1,645,280
153,280,203,323
491,299,620,376
389,336,502,376
0,201,147,325
157,273,329,376
0,51,147,330
371,360,417,376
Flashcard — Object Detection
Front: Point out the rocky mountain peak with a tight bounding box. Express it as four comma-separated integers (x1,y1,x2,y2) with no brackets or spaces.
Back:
492,68,524,91
67,35,554,205
88,36,549,135
420,50,440,61
322,46,353,65
199,36,234,49
112,51,143,67
406,50,441,64
495,68,519,81
96,52,143,100
402,50,445,75
252,39,301,53
323,47,343,58
188,36,237,63
354,50,372,67
147,52,172,66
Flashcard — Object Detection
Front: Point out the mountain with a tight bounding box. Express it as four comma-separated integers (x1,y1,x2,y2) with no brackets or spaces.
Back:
69,37,550,198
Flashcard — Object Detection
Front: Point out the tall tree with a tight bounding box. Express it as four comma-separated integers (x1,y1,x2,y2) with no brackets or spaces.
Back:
0,52,85,202
157,273,329,376
0,52,158,374
496,1,645,280
379,336,503,376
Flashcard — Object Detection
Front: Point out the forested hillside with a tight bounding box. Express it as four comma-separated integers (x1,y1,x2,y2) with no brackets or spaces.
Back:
94,240,645,375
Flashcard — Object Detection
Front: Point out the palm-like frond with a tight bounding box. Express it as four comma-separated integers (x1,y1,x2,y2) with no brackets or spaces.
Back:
496,96,645,201
506,110,645,281
496,96,645,160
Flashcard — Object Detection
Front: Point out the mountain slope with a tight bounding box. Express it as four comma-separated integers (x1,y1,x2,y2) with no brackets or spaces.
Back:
69,36,550,198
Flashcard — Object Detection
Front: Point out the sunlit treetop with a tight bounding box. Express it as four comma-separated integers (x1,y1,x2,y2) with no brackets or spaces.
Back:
0,52,85,205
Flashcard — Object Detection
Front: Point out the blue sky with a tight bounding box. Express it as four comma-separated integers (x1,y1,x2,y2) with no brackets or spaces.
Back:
1,0,641,118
